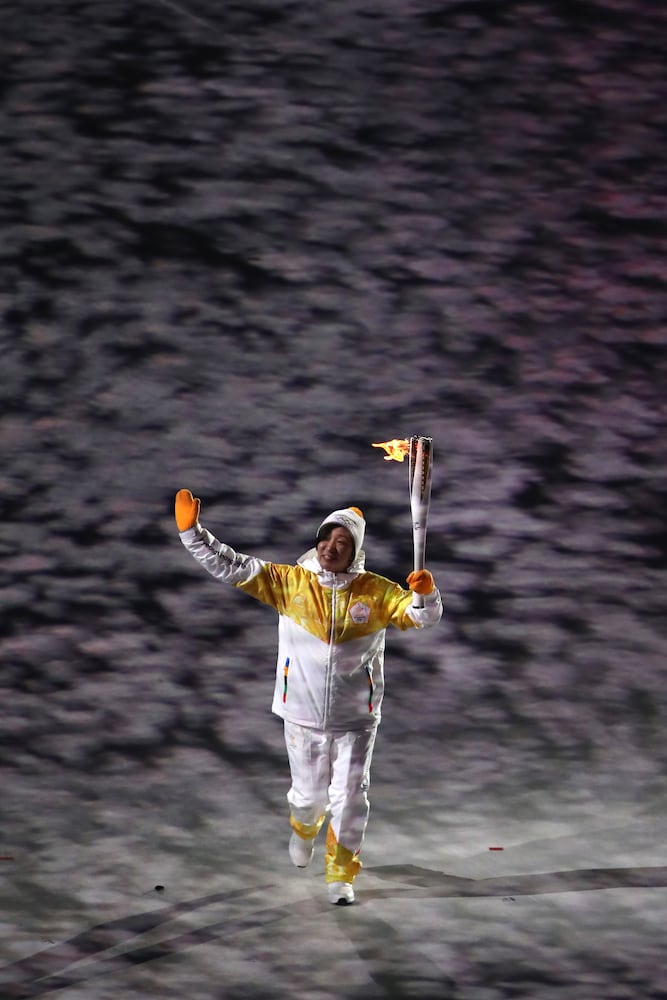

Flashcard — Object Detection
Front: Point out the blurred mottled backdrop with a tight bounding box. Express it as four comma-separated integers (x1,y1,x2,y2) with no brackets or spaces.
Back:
1,0,666,996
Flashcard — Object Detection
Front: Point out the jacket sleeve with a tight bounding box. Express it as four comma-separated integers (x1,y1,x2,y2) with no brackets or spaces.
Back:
179,524,267,587
376,575,444,631
405,586,443,629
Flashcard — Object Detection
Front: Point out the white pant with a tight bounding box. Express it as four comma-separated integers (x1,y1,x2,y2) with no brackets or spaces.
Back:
284,720,377,854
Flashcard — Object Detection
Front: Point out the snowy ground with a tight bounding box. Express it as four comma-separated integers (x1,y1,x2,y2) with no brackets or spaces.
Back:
1,0,666,997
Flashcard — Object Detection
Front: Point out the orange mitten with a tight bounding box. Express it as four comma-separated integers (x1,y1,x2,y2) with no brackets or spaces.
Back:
406,570,435,595
175,489,201,531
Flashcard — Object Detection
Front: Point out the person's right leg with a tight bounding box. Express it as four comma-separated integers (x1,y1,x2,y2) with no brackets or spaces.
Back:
284,720,331,867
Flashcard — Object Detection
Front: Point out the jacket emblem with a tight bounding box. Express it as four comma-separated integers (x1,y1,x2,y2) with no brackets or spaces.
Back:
349,601,371,624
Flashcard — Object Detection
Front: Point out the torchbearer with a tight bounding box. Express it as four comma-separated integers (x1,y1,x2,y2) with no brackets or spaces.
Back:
174,482,442,906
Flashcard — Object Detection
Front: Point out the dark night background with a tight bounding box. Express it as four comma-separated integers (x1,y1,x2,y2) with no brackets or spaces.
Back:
1,0,666,997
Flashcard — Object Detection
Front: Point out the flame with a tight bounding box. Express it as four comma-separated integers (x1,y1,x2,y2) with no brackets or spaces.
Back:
372,439,411,462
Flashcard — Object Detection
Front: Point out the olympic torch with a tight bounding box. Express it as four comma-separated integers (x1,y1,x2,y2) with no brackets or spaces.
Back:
408,435,433,607
372,435,434,608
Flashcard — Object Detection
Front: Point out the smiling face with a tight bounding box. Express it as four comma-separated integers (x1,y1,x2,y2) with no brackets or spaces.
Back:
316,526,355,574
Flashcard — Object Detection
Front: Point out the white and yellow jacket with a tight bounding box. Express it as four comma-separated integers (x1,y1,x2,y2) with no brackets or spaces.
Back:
179,525,442,732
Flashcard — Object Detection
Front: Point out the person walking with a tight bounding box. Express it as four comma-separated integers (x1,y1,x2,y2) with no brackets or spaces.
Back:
174,488,442,905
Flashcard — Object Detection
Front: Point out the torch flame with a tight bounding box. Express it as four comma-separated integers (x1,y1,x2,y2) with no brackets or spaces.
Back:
372,439,411,462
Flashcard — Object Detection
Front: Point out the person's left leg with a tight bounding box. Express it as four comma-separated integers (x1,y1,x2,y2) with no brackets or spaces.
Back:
325,727,377,898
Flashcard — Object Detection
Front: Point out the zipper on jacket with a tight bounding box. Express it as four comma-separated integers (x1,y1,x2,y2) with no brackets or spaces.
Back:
366,665,374,713
322,581,338,724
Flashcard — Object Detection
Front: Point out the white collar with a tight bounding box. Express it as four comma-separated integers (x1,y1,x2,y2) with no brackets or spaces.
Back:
297,547,365,583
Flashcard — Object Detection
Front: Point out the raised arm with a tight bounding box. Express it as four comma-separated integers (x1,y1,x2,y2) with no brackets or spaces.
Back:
175,489,266,586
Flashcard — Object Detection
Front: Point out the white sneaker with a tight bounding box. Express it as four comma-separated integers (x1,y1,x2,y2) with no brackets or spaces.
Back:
289,832,315,868
327,881,355,906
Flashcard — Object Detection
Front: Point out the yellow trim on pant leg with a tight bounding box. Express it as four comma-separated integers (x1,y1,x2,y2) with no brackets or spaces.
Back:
290,814,326,840
324,823,362,884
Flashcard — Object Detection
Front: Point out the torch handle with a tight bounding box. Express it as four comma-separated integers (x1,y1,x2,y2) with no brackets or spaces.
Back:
409,436,433,609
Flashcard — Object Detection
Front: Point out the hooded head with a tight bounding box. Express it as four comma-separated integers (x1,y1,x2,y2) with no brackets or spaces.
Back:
315,506,365,570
